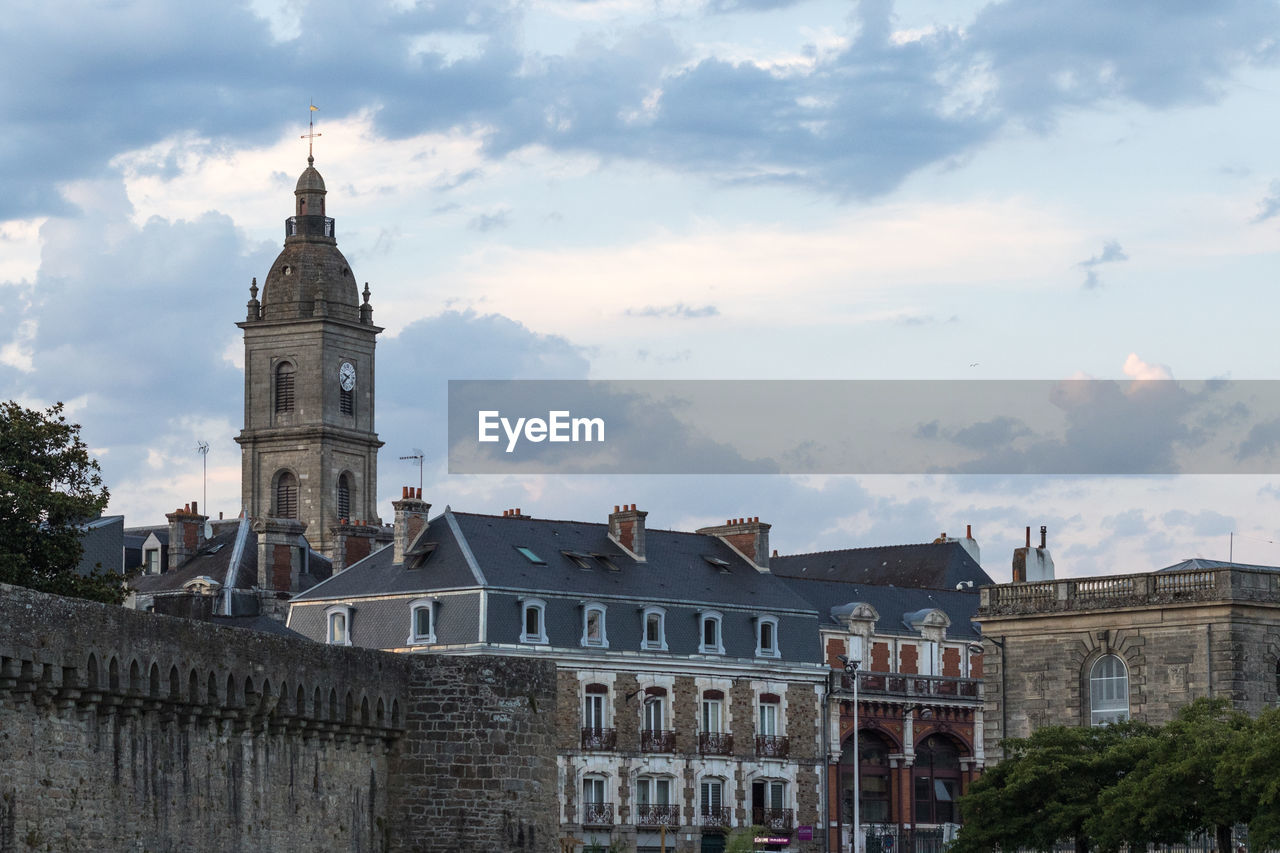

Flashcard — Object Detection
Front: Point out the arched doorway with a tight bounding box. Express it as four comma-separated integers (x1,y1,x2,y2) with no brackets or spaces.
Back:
912,734,963,825
839,729,894,831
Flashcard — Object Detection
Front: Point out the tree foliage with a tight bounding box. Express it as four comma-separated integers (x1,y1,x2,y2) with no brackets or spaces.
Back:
955,699,1279,852
0,400,122,604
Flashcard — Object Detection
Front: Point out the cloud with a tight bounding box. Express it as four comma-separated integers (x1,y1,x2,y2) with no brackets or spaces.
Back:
1077,239,1128,289
625,303,719,319
1122,352,1172,381
1253,179,1280,222
468,209,511,232
1161,508,1234,537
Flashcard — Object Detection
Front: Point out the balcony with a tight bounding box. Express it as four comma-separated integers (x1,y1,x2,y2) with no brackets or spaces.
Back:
699,806,732,830
636,804,681,828
582,802,614,828
752,807,794,832
699,731,734,756
285,215,336,240
843,672,980,700
755,734,790,759
640,728,676,753
580,727,617,751
979,567,1280,617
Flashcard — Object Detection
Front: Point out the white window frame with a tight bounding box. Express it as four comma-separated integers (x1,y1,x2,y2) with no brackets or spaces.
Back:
636,774,674,806
641,606,668,651
763,779,786,810
582,774,609,821
700,776,725,818
583,689,608,729
1090,653,1130,726
324,604,353,646
699,610,725,655
406,597,437,645
701,694,724,733
755,615,781,658
144,548,160,574
581,602,609,648
520,597,548,644
643,692,666,732
758,696,781,736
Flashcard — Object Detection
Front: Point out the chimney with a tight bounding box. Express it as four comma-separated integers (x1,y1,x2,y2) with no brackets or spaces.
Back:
935,525,981,565
1012,524,1054,583
165,501,209,571
393,486,431,565
608,504,647,560
329,518,380,574
696,516,771,571
253,516,308,593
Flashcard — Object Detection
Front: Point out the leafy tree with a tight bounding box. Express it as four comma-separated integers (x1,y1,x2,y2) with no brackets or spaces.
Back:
1230,706,1280,849
952,721,1153,853
725,826,765,853
0,400,122,604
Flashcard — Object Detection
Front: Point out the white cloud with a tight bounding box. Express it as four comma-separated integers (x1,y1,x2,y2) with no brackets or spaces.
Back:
1122,352,1173,382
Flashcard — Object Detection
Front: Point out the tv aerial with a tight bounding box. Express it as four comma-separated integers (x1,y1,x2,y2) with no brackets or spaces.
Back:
399,448,424,492
197,441,211,536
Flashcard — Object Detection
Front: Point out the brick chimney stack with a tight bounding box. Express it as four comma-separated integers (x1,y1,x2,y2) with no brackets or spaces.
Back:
608,504,647,560
165,501,209,571
696,516,771,571
1012,524,1054,583
393,487,431,565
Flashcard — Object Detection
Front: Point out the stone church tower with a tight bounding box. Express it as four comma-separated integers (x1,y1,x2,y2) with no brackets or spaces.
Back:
235,156,383,560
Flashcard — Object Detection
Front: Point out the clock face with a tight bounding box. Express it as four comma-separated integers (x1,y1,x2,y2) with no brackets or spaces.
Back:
339,361,356,391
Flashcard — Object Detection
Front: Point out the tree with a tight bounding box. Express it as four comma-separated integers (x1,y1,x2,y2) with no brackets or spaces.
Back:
1088,698,1251,853
1229,706,1280,849
951,721,1154,853
0,400,122,604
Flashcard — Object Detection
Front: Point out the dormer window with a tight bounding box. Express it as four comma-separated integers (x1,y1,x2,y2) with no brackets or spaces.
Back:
582,603,608,648
521,598,548,644
641,606,668,651
593,553,620,572
407,598,437,645
699,611,724,655
325,604,353,646
756,615,780,658
563,551,593,570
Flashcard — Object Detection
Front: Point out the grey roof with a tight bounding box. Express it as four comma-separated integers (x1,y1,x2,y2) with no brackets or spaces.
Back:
294,509,819,614
1159,558,1280,573
776,574,983,639
212,613,309,640
129,527,254,594
771,541,993,591
76,515,123,575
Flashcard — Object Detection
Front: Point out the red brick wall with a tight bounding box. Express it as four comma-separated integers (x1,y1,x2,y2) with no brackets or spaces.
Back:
870,642,891,672
272,546,292,591
899,644,918,674
970,651,983,679
941,646,962,677
346,536,372,567
825,637,846,668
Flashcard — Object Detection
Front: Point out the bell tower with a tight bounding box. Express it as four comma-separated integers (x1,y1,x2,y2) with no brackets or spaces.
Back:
235,155,383,560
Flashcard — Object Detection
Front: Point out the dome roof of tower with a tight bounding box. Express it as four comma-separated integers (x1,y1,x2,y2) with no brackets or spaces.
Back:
260,242,360,321
296,160,326,193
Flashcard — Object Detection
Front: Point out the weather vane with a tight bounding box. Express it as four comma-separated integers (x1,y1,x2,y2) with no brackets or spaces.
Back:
301,101,321,163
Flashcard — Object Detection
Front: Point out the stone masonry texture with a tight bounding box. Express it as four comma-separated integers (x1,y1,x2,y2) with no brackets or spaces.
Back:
0,583,558,853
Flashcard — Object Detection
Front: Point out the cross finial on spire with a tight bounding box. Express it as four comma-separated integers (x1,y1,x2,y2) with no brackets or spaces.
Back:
301,101,321,164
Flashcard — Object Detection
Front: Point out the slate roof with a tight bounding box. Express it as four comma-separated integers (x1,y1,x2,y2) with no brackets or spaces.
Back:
294,509,818,614
76,515,124,575
1158,558,1280,573
775,575,983,639
770,541,993,591
212,614,308,640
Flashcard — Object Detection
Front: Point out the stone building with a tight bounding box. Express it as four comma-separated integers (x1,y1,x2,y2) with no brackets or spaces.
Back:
977,557,1280,760
772,535,989,852
287,500,831,853
234,154,385,560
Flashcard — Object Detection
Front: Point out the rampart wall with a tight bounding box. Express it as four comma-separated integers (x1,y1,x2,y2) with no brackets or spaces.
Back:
0,583,558,852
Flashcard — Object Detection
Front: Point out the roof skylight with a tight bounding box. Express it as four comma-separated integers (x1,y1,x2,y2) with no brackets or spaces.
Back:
515,546,545,565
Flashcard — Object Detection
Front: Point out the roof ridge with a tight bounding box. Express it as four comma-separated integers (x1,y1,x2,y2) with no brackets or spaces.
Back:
775,541,958,560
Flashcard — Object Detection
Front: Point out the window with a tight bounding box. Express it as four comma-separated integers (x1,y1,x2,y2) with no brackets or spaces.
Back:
581,775,611,826
842,732,892,826
583,684,608,729
275,471,298,519
407,598,436,645
644,690,666,731
325,605,352,646
701,690,724,733
583,776,606,803
520,598,547,644
514,546,545,564
636,775,673,806
700,778,724,818
703,555,731,572
758,695,780,736
756,615,780,657
699,611,724,655
593,553,620,572
275,361,295,413
339,385,354,416
641,606,667,651
144,548,159,574
336,473,351,522
581,603,608,648
1090,654,1130,725
913,734,961,825
752,779,787,825
562,550,593,569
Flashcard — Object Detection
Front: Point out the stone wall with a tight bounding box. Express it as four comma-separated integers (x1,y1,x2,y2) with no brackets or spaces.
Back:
0,583,558,853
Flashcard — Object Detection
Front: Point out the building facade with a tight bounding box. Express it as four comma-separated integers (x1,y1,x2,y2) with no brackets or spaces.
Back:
977,559,1280,761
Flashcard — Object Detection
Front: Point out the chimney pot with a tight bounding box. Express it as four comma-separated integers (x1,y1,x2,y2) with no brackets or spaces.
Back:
614,505,620,513
1040,525,1047,549
967,524,972,538
416,488,422,499
1025,526,1031,548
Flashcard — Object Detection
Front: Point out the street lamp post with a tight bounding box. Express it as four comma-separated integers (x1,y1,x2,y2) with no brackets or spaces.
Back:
839,655,861,853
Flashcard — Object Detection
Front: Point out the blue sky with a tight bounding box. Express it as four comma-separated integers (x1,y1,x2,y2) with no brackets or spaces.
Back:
5,0,1280,578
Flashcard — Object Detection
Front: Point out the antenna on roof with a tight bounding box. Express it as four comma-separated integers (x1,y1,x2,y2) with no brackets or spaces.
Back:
197,440,210,520
399,449,424,492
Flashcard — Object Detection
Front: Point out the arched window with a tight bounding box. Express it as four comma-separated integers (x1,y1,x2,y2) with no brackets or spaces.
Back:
325,605,352,646
336,473,351,522
699,776,727,827
275,361,295,413
699,610,724,655
275,471,298,519
1090,654,1130,725
641,606,667,651
407,597,436,645
841,730,893,827
581,775,611,827
520,598,547,644
756,614,780,657
913,734,962,825
581,603,608,648
635,774,677,827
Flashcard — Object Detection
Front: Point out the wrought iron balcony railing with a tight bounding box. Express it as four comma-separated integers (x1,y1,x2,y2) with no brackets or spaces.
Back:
640,728,676,753
698,731,733,755
636,804,681,828
580,727,617,751
755,734,790,758
582,801,614,827
699,806,732,829
752,807,794,832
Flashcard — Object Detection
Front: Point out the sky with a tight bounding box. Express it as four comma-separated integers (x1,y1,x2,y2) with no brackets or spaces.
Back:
5,0,1280,580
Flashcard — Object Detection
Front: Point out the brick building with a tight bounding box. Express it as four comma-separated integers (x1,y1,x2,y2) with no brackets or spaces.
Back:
977,558,1280,761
